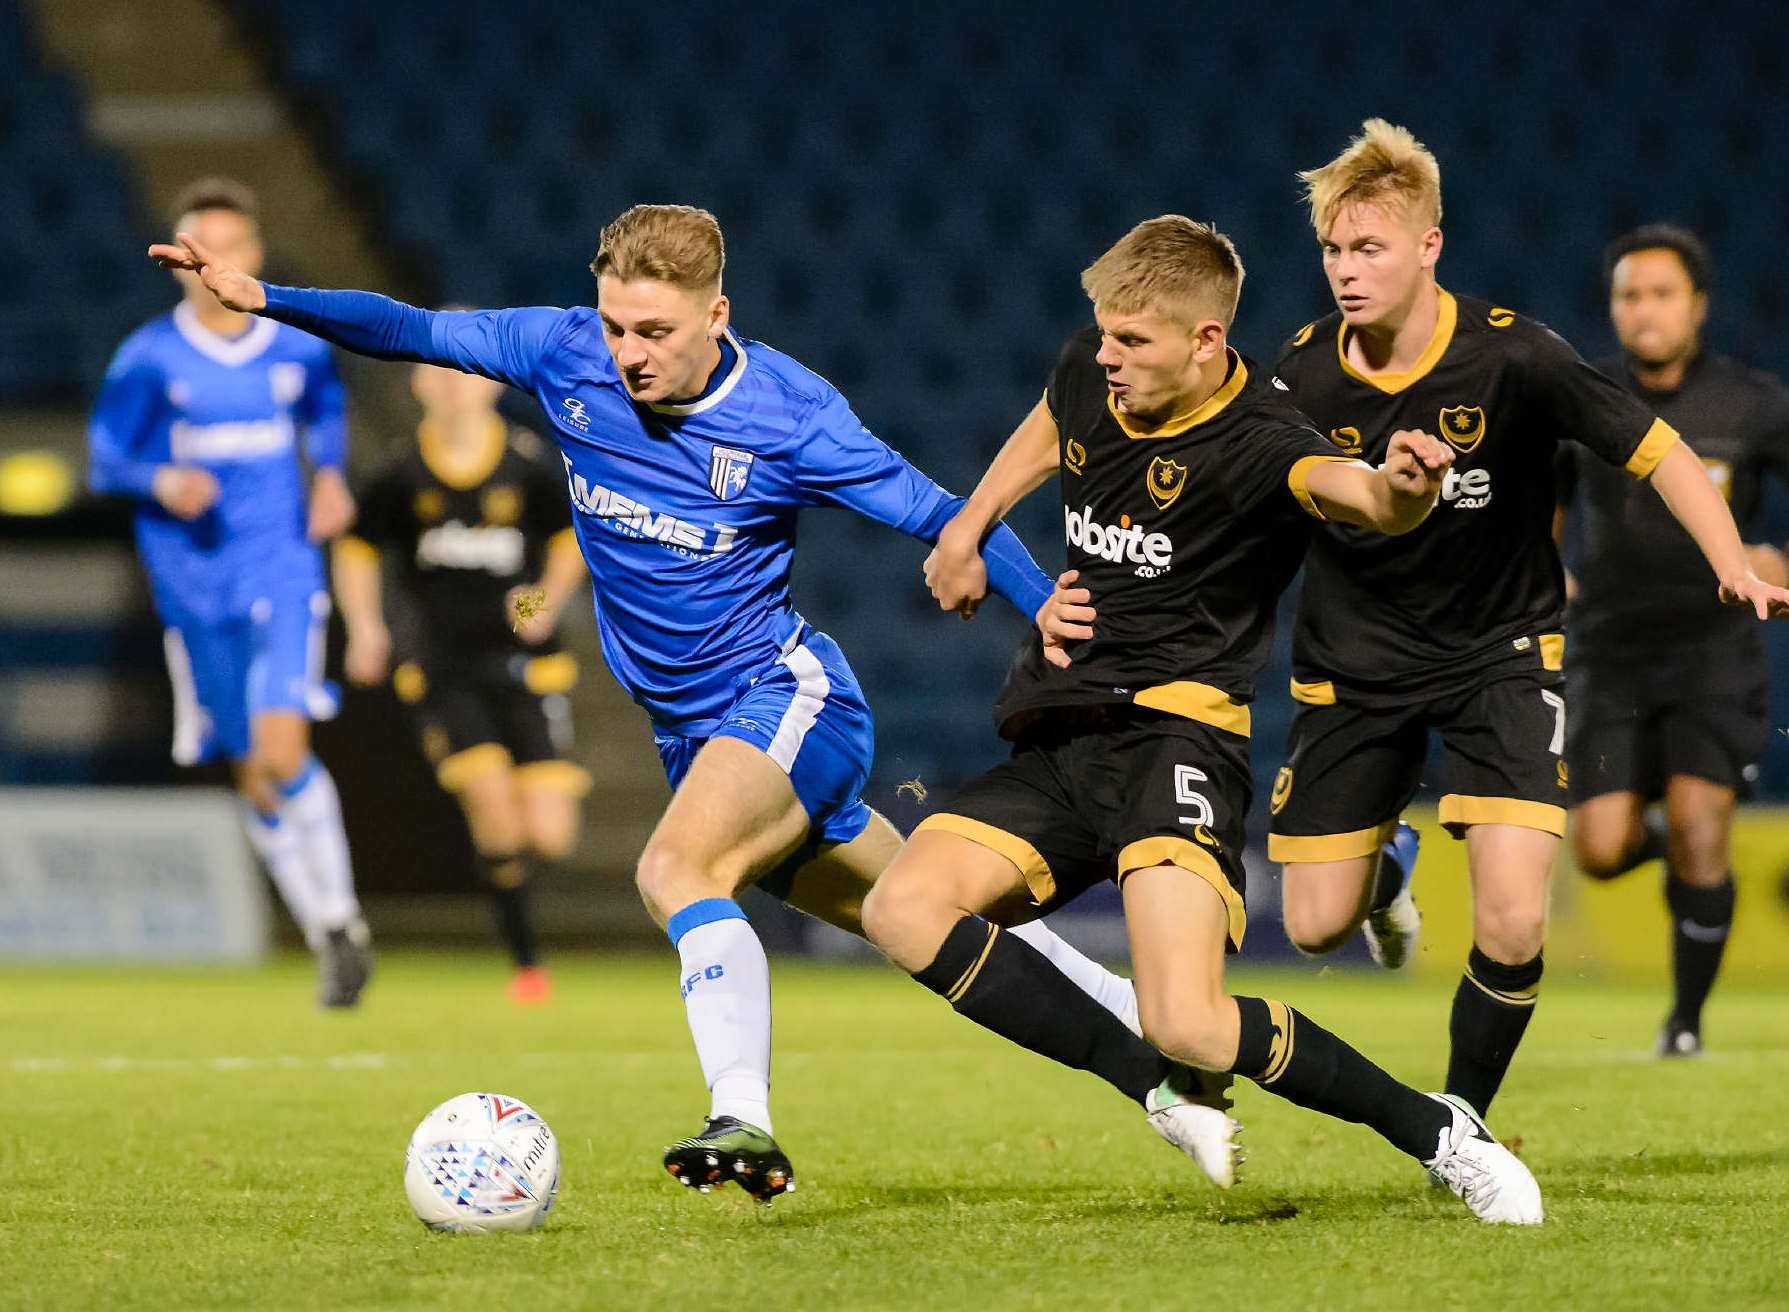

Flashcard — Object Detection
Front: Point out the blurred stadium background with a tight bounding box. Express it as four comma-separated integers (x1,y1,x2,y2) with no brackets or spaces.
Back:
4,0,1789,970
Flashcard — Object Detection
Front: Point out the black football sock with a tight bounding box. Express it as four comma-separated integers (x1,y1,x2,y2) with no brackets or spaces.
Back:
479,852,539,969
1666,875,1735,1033
913,915,1171,1106
1445,946,1542,1116
1231,996,1450,1161
1369,848,1404,912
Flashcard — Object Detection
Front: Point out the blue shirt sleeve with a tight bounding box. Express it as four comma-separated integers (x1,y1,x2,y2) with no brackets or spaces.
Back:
297,343,347,469
87,337,166,499
793,389,1052,617
258,284,564,393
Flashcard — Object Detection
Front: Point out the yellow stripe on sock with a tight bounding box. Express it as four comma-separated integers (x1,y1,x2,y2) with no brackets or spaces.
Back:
1261,999,1296,1084
1465,967,1538,1007
946,923,1001,1003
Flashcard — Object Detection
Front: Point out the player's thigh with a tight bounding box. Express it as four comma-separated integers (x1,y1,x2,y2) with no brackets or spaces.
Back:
1564,664,1651,813
1121,862,1233,1069
249,708,311,783
1436,672,1569,842
782,808,905,936
1268,698,1426,865
1463,823,1557,962
1568,790,1648,878
638,736,813,916
1108,712,1251,954
861,826,1043,971
248,587,337,726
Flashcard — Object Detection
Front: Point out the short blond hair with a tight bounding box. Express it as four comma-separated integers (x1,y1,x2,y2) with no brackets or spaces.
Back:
1299,118,1442,236
591,204,725,293
1081,216,1245,329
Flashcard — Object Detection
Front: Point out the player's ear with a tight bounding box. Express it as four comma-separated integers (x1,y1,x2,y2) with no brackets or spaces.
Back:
1690,288,1709,332
1419,225,1443,270
1192,318,1226,362
708,293,730,339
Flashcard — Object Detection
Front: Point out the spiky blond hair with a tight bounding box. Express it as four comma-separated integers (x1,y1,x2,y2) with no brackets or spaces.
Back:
1080,215,1245,329
1299,119,1442,236
591,204,725,293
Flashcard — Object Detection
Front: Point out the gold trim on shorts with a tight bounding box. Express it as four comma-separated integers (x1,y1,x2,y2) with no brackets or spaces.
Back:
1267,819,1398,864
437,742,513,791
512,759,593,796
522,652,579,695
1115,835,1246,951
1437,794,1567,837
1289,677,1337,705
913,814,1057,905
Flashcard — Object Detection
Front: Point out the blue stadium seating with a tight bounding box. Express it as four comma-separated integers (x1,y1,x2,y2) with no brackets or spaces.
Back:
235,1,1789,803
0,3,168,400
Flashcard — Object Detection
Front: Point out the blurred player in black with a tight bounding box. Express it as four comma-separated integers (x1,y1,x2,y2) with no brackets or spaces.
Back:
867,216,1549,1224
1267,121,1789,1123
333,360,591,1004
1558,225,1789,1057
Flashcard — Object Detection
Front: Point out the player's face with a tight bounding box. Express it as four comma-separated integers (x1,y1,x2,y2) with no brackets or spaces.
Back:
1610,248,1706,367
411,361,504,418
1319,202,1441,332
171,207,263,301
1092,306,1224,424
596,277,729,404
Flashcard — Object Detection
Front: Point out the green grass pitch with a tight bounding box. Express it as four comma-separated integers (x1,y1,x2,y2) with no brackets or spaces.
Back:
3,953,1786,1310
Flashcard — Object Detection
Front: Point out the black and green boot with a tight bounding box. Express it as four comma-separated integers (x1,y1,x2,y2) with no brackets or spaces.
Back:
662,1116,794,1202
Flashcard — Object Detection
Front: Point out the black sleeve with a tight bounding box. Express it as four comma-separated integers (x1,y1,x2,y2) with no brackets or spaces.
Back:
1229,413,1352,519
1553,441,1580,506
1521,326,1675,477
1044,330,1097,423
349,464,410,550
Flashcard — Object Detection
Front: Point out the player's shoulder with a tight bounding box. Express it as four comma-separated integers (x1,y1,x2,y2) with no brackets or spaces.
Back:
1701,351,1789,405
1274,310,1340,365
540,306,616,379
732,333,838,415
1450,292,1563,354
1230,353,1326,438
1056,325,1103,370
106,310,180,372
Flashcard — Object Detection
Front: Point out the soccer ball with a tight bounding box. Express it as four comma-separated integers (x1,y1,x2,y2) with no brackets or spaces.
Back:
403,1092,560,1232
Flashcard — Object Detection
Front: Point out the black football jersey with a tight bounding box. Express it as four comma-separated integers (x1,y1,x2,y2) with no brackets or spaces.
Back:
1561,350,1789,684
1274,290,1673,702
346,421,575,670
993,330,1348,739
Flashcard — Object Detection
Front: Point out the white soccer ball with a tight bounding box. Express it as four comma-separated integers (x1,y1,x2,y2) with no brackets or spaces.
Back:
403,1092,560,1232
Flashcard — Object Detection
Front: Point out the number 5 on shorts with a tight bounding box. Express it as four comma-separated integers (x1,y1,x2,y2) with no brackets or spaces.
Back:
1174,763,1214,827
1540,689,1565,755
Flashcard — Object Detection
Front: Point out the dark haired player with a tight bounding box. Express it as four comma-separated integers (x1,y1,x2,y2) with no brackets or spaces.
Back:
1559,224,1789,1056
334,359,593,1005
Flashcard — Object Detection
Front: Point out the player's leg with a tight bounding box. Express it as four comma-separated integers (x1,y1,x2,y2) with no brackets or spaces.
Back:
1651,688,1761,1054
1565,668,1662,880
446,746,541,986
786,807,1142,1033
1121,862,1540,1222
1438,672,1566,1118
1270,697,1425,963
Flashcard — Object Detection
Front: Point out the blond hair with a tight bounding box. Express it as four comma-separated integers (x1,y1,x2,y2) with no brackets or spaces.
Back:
590,204,725,292
1299,118,1442,236
1080,216,1245,328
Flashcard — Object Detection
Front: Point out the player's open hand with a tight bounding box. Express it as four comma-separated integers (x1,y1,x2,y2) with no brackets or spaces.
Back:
150,465,220,520
1718,570,1789,619
1037,569,1095,668
343,623,390,687
307,468,355,542
147,232,267,313
1384,429,1454,497
923,527,990,620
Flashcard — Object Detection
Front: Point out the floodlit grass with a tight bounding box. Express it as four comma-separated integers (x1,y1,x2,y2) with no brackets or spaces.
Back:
2,953,1785,1310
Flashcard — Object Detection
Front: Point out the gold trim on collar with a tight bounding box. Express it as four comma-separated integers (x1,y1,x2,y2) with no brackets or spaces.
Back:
1337,288,1457,394
419,416,506,490
1106,350,1248,439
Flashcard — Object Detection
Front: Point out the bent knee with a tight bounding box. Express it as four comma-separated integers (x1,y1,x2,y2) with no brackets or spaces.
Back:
1137,996,1233,1071
635,843,726,919
859,870,946,969
1570,831,1633,881
1473,908,1546,963
1281,899,1359,957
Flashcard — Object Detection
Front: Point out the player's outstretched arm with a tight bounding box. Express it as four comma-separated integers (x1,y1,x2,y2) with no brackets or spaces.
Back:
924,396,1061,618
1649,440,1789,617
1302,429,1453,534
149,232,559,391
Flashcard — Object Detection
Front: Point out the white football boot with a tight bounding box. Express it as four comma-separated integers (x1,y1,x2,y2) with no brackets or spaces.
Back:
1364,822,1422,970
1146,1066,1241,1188
1422,1093,1543,1224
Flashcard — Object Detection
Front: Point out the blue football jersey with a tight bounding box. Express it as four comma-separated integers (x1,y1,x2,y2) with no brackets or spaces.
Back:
259,287,1051,735
89,303,346,623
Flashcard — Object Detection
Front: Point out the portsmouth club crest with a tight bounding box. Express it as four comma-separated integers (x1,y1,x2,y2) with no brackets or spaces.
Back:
1147,456,1188,510
1439,405,1486,453
709,445,755,501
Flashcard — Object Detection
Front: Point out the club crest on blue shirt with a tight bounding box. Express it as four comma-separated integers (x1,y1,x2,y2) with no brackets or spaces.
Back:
709,445,755,501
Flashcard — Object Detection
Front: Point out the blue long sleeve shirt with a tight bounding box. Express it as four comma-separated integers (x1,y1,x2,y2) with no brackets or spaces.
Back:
259,284,1051,734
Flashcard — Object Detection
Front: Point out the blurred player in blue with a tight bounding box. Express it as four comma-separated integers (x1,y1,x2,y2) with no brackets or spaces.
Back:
93,178,371,1007
153,203,1239,1201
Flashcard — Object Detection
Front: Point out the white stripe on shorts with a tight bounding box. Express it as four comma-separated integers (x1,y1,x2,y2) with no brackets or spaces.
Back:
304,590,339,720
765,642,830,772
162,628,204,766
